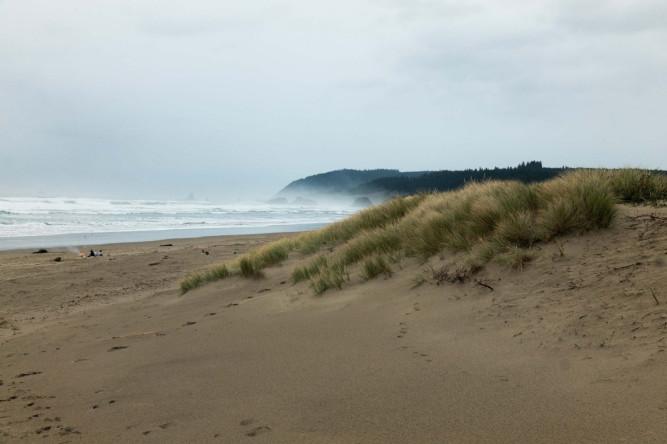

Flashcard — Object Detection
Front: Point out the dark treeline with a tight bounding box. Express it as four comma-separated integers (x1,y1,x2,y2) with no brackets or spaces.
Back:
352,161,569,195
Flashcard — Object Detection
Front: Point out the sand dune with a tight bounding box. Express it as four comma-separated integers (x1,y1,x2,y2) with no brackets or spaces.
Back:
1,205,665,442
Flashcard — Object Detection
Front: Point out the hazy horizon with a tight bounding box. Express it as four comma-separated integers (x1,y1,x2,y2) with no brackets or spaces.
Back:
2,1,666,201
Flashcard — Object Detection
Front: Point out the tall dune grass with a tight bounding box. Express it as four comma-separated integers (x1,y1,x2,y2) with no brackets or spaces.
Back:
180,168,666,294
607,168,667,203
296,194,425,254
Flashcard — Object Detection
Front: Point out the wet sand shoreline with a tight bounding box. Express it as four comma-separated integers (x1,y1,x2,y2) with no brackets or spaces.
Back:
0,222,327,252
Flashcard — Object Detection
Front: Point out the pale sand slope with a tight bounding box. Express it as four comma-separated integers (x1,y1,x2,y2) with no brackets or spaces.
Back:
0,205,665,443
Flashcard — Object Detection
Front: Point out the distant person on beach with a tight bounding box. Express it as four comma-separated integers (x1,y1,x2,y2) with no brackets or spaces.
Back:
88,249,103,257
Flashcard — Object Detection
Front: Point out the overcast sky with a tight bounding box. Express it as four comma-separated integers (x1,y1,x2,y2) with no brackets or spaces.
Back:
1,0,666,201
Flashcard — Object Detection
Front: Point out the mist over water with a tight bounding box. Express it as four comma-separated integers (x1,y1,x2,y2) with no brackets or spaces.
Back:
0,196,356,250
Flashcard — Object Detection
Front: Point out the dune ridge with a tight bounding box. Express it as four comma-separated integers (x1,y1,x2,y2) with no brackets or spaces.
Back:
182,168,666,295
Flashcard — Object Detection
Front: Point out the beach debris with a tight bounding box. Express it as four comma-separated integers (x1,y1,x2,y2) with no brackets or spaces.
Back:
32,249,48,254
650,288,660,305
111,331,157,339
433,265,476,285
108,346,127,352
258,288,271,293
474,279,494,291
53,257,62,262
148,262,161,266
16,371,42,378
202,249,210,255
182,321,197,326
160,243,173,247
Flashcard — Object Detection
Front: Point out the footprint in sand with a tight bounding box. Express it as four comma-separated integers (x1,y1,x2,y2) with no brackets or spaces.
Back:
57,426,80,436
397,324,408,338
141,422,173,436
240,419,272,437
35,426,51,435
246,426,272,437
399,335,432,363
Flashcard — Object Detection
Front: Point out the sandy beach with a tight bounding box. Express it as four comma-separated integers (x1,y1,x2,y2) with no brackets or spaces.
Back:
1,205,666,443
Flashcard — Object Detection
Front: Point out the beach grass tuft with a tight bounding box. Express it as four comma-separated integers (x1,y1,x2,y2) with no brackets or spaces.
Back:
309,262,349,295
361,255,392,280
291,255,329,283
180,273,205,294
238,257,263,278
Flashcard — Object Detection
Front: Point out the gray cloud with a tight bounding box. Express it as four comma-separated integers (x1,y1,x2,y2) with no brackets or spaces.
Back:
1,0,665,200
554,0,667,34
138,18,243,37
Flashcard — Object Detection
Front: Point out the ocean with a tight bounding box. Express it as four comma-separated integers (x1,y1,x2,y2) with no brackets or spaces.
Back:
0,197,355,250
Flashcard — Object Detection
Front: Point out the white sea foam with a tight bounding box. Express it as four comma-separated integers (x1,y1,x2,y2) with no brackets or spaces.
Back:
0,197,355,249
